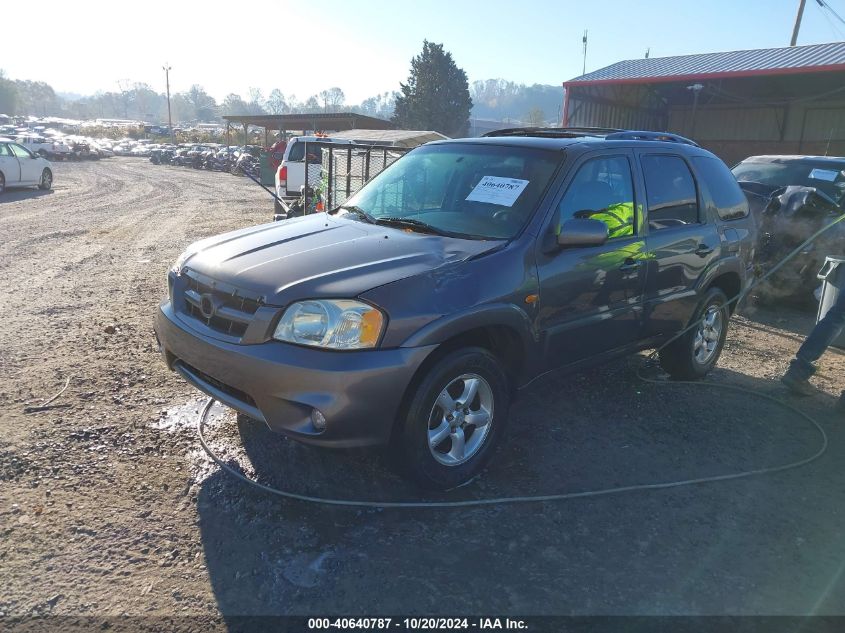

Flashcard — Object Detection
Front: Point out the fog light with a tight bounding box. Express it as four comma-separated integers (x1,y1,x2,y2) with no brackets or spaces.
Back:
311,408,327,431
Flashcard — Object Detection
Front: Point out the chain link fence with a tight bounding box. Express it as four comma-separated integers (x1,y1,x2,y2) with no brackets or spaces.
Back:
303,143,409,213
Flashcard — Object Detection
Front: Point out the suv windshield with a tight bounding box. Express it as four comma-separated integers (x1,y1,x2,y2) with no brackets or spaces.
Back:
732,159,845,207
340,143,561,240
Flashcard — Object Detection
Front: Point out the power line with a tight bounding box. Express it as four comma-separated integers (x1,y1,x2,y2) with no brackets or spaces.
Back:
815,0,845,28
818,4,845,39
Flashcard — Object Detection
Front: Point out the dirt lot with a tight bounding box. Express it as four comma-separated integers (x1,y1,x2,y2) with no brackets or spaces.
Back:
2,158,845,626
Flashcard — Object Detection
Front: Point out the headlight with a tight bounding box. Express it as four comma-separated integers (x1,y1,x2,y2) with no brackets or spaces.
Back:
273,300,385,350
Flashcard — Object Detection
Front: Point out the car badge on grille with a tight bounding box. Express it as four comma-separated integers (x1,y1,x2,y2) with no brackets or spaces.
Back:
199,294,218,319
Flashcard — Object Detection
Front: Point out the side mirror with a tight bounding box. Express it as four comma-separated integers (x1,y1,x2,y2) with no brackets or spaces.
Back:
557,218,609,248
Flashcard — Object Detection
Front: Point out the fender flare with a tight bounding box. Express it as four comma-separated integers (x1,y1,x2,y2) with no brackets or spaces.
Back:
695,255,745,294
400,302,538,350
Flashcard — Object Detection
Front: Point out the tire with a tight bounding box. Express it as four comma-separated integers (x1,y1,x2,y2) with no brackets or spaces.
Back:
659,287,729,380
393,347,510,490
0,172,5,194
38,168,52,191
274,198,285,214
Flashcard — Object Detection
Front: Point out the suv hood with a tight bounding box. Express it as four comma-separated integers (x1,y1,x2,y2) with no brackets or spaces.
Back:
182,214,502,306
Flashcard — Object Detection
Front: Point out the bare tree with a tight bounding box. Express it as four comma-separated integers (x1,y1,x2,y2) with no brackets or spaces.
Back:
318,87,345,111
267,89,288,114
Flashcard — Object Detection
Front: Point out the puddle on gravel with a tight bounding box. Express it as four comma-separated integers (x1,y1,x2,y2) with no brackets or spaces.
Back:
277,551,335,588
153,398,250,485
153,398,226,432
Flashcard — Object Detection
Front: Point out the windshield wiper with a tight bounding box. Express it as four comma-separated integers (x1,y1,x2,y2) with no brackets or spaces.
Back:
374,216,450,236
334,205,375,224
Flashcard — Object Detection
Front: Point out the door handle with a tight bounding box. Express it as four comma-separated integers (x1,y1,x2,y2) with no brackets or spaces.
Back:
619,258,640,272
695,244,714,256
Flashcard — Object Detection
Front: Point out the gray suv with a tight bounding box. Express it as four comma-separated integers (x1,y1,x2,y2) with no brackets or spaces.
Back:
154,128,755,489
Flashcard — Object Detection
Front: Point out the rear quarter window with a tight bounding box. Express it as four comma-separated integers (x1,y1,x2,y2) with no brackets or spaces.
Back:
693,156,749,220
286,142,322,162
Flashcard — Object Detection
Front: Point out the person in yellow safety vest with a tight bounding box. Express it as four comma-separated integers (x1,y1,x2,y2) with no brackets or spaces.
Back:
575,201,635,239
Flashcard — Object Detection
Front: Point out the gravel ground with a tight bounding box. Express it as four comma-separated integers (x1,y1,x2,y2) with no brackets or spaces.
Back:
2,158,845,625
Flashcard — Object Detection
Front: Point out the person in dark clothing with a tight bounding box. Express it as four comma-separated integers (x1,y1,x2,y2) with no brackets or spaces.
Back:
782,288,845,401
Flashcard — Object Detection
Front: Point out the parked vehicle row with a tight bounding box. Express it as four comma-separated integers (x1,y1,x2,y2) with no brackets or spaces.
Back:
0,125,117,160
147,143,261,178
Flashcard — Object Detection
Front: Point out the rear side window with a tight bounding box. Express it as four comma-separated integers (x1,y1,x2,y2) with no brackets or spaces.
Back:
641,154,699,229
287,142,305,162
693,156,749,220
287,141,322,162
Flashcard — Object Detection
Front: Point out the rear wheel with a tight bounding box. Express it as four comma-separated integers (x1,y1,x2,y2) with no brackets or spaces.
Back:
393,347,510,490
0,172,5,194
38,168,52,191
659,287,729,380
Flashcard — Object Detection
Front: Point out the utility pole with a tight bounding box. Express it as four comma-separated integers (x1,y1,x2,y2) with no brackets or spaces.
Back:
582,30,588,75
687,83,704,138
163,63,174,144
790,0,807,46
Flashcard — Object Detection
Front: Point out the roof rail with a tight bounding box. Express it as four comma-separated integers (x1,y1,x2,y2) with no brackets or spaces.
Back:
482,126,624,138
603,130,700,147
482,127,700,147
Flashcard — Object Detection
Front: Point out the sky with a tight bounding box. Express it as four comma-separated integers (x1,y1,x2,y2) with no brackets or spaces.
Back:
4,0,845,104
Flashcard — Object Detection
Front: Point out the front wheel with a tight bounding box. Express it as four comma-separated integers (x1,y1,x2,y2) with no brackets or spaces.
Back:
0,172,5,194
393,347,510,490
38,168,52,191
659,287,729,380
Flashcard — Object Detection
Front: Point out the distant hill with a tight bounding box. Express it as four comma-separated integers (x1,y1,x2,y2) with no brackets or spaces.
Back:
57,91,86,101
470,79,563,125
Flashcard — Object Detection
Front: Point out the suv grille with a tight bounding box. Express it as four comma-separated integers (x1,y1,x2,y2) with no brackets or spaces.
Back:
181,271,262,338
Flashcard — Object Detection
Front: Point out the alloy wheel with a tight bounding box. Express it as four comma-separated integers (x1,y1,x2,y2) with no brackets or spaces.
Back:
693,305,723,365
427,373,494,466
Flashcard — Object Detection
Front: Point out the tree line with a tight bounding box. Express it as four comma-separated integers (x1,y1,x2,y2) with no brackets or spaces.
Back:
0,42,562,135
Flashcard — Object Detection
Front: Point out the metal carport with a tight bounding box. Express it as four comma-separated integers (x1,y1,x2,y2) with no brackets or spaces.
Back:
221,113,396,148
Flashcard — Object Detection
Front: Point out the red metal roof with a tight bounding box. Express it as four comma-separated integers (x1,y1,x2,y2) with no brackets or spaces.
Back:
565,42,845,86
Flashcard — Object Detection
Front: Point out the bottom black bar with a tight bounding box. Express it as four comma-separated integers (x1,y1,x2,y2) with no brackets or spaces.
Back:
4,617,845,633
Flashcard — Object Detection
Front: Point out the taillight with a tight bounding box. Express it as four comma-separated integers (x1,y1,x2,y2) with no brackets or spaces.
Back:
278,165,287,187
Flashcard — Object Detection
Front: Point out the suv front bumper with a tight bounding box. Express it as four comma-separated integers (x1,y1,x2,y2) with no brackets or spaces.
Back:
154,301,436,448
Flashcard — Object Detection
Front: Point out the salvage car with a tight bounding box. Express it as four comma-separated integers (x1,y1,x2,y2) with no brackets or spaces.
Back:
733,155,845,304
0,141,53,193
155,128,755,489
14,134,73,160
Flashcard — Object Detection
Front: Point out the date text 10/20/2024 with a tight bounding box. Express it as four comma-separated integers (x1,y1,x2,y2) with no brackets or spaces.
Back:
307,618,529,630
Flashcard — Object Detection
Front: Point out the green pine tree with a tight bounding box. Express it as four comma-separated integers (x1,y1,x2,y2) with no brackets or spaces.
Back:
392,41,473,137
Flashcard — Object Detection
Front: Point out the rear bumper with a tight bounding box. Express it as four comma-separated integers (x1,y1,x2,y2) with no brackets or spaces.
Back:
154,301,436,448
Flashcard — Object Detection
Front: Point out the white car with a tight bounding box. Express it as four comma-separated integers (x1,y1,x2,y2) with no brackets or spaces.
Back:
0,141,53,193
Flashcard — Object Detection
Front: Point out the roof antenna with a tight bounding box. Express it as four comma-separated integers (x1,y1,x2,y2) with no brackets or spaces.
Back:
582,30,588,75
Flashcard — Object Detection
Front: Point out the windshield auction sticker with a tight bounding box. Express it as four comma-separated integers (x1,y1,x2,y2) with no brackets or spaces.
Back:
808,168,839,182
466,176,529,206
